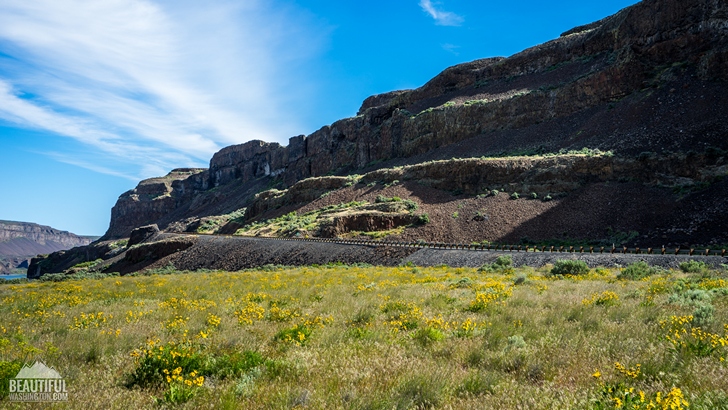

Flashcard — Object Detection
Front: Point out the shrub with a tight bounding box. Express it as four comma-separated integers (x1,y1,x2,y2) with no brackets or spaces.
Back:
478,256,514,274
418,214,430,225
551,260,589,276
414,327,446,346
452,212,459,219
490,190,499,196
127,340,211,404
451,277,474,288
530,192,538,199
510,192,520,200
376,195,403,203
274,324,313,346
543,194,553,201
618,261,661,280
582,291,620,307
506,335,526,350
403,199,418,211
693,303,715,327
683,289,713,304
0,360,22,399
205,351,264,380
680,260,708,274
381,301,422,331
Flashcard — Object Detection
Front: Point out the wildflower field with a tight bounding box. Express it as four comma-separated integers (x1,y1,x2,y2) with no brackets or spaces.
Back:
1,259,727,409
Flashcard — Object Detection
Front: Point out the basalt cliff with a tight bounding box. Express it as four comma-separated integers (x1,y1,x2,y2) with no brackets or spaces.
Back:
31,0,728,276
0,221,95,274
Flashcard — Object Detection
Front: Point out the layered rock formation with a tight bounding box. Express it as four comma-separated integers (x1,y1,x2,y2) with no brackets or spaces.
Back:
0,221,95,273
0,221,94,256
103,0,728,241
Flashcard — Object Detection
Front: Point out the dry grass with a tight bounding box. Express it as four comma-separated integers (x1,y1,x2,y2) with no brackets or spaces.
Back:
1,263,727,409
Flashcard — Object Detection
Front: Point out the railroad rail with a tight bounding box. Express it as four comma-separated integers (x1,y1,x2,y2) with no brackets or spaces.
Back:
192,233,727,258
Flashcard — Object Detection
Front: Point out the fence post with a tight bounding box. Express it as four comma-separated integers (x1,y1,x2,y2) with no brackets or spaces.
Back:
689,248,694,256
635,247,640,254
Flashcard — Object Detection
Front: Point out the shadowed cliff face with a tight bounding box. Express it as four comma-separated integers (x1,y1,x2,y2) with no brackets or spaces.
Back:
104,0,728,240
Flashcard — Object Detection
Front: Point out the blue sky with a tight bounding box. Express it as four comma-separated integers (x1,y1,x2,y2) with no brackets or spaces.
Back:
0,0,638,236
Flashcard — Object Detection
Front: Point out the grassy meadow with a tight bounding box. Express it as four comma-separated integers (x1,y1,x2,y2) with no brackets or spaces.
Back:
1,259,727,409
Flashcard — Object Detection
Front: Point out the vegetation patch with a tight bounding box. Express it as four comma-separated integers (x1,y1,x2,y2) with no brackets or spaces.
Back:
1,262,728,408
550,259,589,276
236,199,423,239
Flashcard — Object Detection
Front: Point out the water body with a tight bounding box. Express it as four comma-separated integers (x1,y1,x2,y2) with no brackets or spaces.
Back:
1,274,26,280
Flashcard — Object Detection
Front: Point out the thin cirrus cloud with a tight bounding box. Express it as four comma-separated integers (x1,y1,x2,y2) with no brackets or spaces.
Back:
0,0,326,180
441,43,461,55
419,0,464,26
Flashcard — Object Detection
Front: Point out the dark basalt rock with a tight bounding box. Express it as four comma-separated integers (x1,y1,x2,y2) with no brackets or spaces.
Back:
128,224,160,247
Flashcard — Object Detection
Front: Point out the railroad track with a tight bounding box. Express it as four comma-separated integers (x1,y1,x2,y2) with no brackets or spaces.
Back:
191,234,726,258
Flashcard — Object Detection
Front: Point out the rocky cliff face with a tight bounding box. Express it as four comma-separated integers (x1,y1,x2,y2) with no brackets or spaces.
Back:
104,0,728,240
0,221,94,253
0,220,95,273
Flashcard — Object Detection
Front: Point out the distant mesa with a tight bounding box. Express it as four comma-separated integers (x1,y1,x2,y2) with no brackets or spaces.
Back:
0,220,96,274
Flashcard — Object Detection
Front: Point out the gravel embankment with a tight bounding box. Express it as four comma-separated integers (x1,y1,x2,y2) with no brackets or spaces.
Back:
160,235,417,271
140,234,727,272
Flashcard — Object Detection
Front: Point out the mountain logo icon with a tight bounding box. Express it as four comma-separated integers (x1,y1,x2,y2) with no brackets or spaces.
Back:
9,360,68,402
14,361,63,379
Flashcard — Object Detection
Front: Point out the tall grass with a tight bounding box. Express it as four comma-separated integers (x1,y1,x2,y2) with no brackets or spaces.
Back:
0,263,726,408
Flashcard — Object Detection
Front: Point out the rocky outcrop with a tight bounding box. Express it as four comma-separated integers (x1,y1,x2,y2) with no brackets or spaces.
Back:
101,0,728,241
128,224,160,247
26,239,126,278
124,237,195,264
106,169,207,238
244,150,727,220
318,212,421,238
245,176,353,221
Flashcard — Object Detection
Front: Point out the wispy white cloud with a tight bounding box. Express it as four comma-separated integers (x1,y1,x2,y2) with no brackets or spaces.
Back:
419,0,464,27
42,152,141,181
441,43,461,55
0,0,326,179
